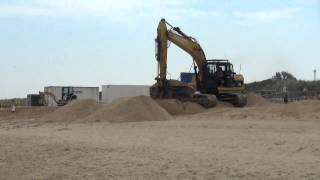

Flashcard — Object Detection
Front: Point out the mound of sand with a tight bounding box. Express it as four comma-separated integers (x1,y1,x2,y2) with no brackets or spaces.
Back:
87,96,172,122
42,99,100,122
215,101,234,108
206,92,269,109
183,102,206,114
270,100,320,119
156,99,205,115
246,92,270,107
284,100,320,113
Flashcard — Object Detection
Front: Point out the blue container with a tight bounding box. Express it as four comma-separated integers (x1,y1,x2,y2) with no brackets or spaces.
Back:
180,72,194,83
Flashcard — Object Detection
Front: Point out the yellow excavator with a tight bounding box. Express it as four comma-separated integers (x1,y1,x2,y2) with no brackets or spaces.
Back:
39,88,77,106
150,19,247,107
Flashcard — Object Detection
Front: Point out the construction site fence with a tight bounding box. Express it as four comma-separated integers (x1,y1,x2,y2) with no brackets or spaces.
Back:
260,91,320,103
0,98,27,108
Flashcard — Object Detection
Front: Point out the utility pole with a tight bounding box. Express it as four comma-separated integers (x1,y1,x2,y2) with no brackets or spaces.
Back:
314,69,317,81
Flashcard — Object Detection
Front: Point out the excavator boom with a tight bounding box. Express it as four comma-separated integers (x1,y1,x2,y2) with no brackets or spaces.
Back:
156,19,206,83
39,91,67,106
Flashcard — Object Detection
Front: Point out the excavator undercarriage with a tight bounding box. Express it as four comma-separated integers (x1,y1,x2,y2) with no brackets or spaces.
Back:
150,80,217,108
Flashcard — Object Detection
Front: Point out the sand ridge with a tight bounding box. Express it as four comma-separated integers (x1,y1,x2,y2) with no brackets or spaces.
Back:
201,99,320,121
246,92,271,107
87,96,172,122
1,93,320,123
42,99,100,122
156,99,205,115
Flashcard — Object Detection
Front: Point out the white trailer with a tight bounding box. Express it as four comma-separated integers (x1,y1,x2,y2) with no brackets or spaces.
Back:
101,85,150,103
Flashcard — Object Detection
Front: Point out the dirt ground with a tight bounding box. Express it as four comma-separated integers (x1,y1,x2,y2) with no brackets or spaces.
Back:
0,97,320,180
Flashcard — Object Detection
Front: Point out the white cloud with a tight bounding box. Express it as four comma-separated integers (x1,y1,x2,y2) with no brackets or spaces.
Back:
0,0,302,24
234,8,300,22
0,0,220,20
42,0,223,20
0,0,194,17
0,4,51,17
295,0,320,5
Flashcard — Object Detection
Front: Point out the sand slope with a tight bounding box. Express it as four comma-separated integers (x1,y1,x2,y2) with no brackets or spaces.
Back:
42,99,100,122
2,93,319,123
1,117,319,179
200,99,320,121
87,96,172,122
246,92,271,107
156,99,205,115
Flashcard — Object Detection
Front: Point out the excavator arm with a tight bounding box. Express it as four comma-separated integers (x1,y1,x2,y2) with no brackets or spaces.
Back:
156,19,206,85
39,91,67,106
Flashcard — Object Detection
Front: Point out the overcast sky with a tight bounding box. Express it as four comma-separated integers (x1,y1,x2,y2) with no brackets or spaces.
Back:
0,0,319,98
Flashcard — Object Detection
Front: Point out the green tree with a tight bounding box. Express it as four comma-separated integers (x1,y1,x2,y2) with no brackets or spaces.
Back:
281,71,296,80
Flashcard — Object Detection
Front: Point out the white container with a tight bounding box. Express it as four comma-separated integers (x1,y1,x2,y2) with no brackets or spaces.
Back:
44,86,99,106
101,85,150,103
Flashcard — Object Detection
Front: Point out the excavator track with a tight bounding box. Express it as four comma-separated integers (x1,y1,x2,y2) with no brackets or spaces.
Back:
182,94,217,108
231,93,247,107
218,93,247,107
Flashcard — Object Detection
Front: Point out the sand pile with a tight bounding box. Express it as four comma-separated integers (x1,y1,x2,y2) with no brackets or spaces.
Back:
42,99,100,122
270,100,320,119
183,102,206,114
246,92,270,107
86,96,172,122
245,93,320,119
284,100,320,113
215,101,233,108
206,92,269,109
156,99,205,115
203,98,320,120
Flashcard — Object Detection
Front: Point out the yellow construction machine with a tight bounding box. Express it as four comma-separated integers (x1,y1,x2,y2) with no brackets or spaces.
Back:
150,19,247,107
39,88,77,106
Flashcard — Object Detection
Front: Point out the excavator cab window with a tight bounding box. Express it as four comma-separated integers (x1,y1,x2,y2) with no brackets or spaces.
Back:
205,60,234,87
62,87,75,101
207,64,215,75
219,65,225,72
225,63,235,76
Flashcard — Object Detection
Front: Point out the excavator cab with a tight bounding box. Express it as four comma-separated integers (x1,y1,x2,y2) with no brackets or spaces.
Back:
198,60,246,107
203,60,243,87
62,87,77,102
